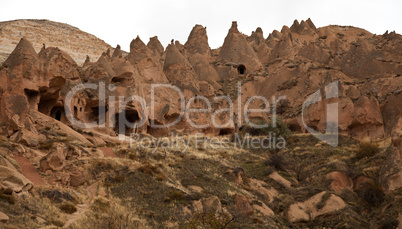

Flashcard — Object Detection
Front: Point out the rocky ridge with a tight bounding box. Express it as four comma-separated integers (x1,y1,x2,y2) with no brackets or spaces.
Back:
0,19,401,228
0,19,113,65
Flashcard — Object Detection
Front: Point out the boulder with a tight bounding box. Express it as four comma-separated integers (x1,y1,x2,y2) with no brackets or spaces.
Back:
287,191,346,222
0,211,9,223
40,143,66,171
269,172,292,188
248,178,278,203
201,196,222,214
0,165,33,192
235,194,253,215
66,165,85,187
326,171,353,193
252,201,274,217
10,129,45,147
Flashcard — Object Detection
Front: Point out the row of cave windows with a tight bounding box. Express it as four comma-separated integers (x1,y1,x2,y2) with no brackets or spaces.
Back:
25,88,236,137
51,105,232,136
23,66,248,136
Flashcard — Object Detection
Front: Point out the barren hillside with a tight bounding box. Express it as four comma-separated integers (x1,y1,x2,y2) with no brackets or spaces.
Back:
0,19,112,65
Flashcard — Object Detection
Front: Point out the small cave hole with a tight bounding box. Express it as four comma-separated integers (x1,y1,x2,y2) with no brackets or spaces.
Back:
55,110,62,121
219,128,233,136
89,106,108,124
50,106,65,123
237,64,246,75
24,89,39,109
115,110,140,136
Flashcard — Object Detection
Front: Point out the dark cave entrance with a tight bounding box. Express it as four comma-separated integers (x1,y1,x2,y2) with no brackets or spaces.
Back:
88,106,108,125
38,97,58,116
24,89,39,109
55,110,62,121
219,128,233,136
237,64,246,75
115,109,140,136
50,106,66,123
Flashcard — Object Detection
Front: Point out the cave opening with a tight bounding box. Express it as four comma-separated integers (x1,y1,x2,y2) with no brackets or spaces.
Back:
50,106,65,122
115,109,140,136
219,128,233,136
55,110,62,121
89,106,108,125
237,64,246,75
38,97,58,115
24,89,39,110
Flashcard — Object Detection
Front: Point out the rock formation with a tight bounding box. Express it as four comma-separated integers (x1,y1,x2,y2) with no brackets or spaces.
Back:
0,19,401,229
0,19,401,141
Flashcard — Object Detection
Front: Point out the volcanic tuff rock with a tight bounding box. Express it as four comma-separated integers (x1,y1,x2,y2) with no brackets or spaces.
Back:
0,18,401,141
0,18,402,229
0,19,112,65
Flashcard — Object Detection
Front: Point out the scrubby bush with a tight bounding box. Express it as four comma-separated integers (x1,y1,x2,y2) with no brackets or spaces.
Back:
240,118,291,138
42,190,75,203
359,181,385,208
0,189,15,204
59,203,77,214
138,162,167,181
355,142,379,160
264,154,286,171
379,219,399,229
168,190,185,201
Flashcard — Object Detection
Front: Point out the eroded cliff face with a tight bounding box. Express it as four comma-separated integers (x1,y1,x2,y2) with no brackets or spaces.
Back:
0,19,401,229
0,19,112,65
0,19,401,141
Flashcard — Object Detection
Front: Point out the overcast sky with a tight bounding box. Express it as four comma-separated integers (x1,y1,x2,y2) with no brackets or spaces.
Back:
1,0,401,51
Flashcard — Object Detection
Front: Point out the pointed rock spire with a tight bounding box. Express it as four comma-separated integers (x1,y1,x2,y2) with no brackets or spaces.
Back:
290,18,317,35
96,54,115,77
4,37,38,67
185,24,211,56
128,36,167,83
306,18,316,30
249,27,265,46
229,21,239,34
164,43,190,68
218,22,263,73
163,43,199,93
272,30,282,39
129,36,153,62
130,36,148,53
290,19,300,32
281,25,291,35
147,36,164,57
112,45,123,60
